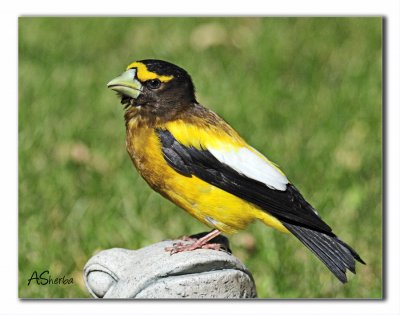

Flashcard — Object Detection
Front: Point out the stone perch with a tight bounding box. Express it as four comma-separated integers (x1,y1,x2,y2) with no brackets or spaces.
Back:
83,234,257,298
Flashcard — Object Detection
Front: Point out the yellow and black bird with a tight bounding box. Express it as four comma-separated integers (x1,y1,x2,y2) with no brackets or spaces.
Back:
107,59,364,283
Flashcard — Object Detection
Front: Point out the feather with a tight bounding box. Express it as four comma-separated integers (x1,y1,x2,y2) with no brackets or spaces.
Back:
208,147,288,191
157,129,333,234
282,222,365,283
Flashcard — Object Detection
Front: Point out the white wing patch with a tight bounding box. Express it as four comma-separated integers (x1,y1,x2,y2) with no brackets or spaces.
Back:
208,147,289,191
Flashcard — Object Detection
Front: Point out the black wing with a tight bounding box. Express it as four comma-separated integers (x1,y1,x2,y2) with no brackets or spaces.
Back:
157,129,332,234
157,129,365,282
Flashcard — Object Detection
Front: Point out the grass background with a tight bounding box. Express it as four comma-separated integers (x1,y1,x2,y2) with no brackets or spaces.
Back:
19,17,382,298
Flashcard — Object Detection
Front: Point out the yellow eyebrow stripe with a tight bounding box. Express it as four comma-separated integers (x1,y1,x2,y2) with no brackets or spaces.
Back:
126,62,174,83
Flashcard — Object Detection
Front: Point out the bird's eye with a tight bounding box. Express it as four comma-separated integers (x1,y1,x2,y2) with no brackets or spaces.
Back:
146,79,161,89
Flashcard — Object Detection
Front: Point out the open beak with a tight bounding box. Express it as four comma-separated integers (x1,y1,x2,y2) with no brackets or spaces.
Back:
107,69,142,99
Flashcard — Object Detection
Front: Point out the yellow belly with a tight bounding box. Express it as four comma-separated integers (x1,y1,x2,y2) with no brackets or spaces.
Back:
126,122,288,234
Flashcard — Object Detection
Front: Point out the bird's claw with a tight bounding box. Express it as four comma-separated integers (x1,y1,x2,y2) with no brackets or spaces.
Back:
164,241,222,254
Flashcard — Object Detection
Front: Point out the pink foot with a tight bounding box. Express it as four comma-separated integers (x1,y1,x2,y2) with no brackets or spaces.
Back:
164,230,223,254
165,241,221,254
200,243,221,251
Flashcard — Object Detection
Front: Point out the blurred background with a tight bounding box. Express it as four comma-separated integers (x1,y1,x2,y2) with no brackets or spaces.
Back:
19,17,382,298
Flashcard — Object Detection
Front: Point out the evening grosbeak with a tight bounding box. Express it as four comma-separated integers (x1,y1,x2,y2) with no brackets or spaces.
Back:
107,59,365,283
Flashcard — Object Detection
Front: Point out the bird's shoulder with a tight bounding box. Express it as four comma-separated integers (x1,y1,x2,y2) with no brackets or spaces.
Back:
161,104,246,151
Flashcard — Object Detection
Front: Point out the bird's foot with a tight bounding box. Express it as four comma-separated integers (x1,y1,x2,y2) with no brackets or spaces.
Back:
165,229,223,254
165,241,221,254
199,243,222,251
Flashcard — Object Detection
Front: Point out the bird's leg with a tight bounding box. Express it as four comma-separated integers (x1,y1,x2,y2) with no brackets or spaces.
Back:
165,229,222,254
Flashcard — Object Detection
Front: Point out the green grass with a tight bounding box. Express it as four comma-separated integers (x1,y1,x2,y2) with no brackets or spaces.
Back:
19,17,382,298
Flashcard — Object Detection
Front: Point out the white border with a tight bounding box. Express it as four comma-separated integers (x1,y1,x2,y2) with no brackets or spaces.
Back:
1,0,399,314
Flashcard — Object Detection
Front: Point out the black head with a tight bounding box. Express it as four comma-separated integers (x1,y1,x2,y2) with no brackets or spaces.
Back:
107,59,197,120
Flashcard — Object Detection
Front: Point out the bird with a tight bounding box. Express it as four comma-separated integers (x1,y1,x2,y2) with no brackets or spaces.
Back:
107,59,365,283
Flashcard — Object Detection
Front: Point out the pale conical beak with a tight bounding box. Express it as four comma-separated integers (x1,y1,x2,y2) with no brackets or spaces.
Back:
107,69,142,99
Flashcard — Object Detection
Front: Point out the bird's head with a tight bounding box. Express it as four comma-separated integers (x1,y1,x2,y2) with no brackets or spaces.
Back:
107,59,197,120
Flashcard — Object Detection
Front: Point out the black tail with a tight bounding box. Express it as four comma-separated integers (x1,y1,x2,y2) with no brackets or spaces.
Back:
283,222,365,283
